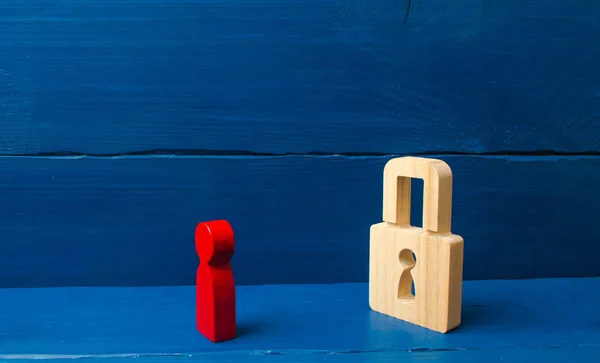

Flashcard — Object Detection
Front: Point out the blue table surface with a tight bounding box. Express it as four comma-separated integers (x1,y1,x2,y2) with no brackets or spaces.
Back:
0,277,598,362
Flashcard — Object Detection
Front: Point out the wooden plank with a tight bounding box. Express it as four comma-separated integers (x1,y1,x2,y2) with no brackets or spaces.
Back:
1,0,599,154
4,347,598,363
0,278,599,358
0,155,598,287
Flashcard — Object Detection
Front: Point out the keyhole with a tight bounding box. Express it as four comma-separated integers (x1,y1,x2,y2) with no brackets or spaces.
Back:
398,249,416,299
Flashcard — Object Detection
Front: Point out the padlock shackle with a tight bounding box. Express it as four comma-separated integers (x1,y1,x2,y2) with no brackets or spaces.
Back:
383,157,453,233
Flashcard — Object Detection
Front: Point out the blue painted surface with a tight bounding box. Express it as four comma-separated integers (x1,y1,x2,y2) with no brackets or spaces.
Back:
3,348,597,363
0,0,599,154
0,155,598,287
0,0,598,290
0,1,597,359
0,278,598,360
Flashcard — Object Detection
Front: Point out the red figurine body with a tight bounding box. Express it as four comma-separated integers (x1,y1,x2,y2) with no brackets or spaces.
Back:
195,220,236,343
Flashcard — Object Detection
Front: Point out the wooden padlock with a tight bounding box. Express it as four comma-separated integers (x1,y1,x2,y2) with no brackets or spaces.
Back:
369,156,464,333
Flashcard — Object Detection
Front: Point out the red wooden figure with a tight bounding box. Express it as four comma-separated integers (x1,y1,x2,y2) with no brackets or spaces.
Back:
195,220,236,343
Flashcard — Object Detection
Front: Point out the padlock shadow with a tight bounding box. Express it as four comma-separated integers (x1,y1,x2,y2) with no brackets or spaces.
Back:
458,299,542,335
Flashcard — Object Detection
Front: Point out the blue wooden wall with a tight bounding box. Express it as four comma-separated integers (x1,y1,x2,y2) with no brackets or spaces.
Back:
0,0,598,287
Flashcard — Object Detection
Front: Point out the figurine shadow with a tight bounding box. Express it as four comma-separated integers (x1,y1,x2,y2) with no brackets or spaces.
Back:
236,322,263,338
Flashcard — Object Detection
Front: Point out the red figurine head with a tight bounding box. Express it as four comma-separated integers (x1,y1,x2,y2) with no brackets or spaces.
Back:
195,220,235,267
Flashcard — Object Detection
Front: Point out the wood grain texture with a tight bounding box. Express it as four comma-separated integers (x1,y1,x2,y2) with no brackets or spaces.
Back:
0,155,598,287
382,157,454,232
1,0,599,155
370,157,464,333
0,278,598,359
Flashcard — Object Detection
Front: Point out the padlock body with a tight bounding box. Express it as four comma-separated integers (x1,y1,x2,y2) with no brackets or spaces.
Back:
369,222,464,333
